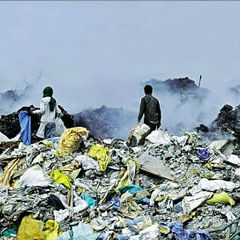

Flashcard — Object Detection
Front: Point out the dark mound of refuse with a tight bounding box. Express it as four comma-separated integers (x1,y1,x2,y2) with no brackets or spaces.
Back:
195,104,240,145
73,105,136,139
144,77,198,94
143,77,210,104
0,105,74,141
210,104,240,136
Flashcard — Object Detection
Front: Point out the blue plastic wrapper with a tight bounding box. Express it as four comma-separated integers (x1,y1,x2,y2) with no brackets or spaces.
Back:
173,201,183,213
126,216,145,227
197,148,210,161
118,185,144,195
106,198,121,210
81,194,96,208
168,222,213,240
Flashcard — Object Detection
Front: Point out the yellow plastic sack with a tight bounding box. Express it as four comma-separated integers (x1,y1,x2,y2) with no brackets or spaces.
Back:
159,225,170,234
44,220,60,240
179,212,196,223
117,158,141,189
88,144,111,172
56,127,89,157
50,170,71,189
43,141,54,148
17,215,45,240
0,158,25,187
207,191,236,206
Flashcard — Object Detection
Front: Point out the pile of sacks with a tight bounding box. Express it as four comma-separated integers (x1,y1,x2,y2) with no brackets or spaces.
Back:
1,124,240,240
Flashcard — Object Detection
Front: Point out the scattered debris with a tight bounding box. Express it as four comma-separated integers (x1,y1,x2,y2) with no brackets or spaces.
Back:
1,126,240,240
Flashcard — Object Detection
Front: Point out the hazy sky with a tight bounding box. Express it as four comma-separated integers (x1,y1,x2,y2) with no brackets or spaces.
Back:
0,2,240,112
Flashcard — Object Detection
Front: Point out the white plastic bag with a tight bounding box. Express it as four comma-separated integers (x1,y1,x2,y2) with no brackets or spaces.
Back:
146,129,171,145
17,165,51,187
56,222,100,240
55,117,66,137
0,132,9,143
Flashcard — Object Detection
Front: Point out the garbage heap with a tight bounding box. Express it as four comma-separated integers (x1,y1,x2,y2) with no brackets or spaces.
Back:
1,126,240,240
210,104,240,138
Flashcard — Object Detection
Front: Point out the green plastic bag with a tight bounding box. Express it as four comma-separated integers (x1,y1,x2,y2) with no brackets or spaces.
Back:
207,191,235,206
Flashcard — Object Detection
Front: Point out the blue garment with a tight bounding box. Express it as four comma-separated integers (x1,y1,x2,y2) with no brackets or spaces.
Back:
168,222,187,240
19,111,31,145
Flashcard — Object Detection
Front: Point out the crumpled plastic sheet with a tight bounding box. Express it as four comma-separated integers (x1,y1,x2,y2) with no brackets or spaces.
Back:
119,194,142,219
17,165,51,188
197,178,237,192
17,215,61,240
88,144,111,172
17,215,45,240
226,154,240,165
54,209,69,223
127,123,151,147
75,155,99,171
50,170,71,189
149,188,168,206
106,198,121,210
116,159,140,189
146,129,171,145
130,224,160,240
56,222,100,240
0,131,9,143
184,132,199,146
44,220,60,240
182,191,213,214
81,194,96,208
56,127,89,157
118,185,144,195
0,158,25,187
207,191,236,206
168,222,213,240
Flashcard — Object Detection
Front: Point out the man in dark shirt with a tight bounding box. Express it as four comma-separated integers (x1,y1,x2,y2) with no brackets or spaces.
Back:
138,85,161,131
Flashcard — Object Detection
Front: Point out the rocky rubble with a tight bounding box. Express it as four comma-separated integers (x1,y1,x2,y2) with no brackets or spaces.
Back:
0,127,240,240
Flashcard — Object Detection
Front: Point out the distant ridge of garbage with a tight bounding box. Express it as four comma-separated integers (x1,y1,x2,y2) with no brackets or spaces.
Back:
73,105,136,139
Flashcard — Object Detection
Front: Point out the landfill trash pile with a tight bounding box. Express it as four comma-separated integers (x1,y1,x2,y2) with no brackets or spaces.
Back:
196,104,240,147
210,104,240,138
0,105,74,143
144,77,199,94
1,125,240,240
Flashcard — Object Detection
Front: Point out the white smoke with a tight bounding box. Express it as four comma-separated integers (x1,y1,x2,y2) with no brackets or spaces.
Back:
1,72,240,138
